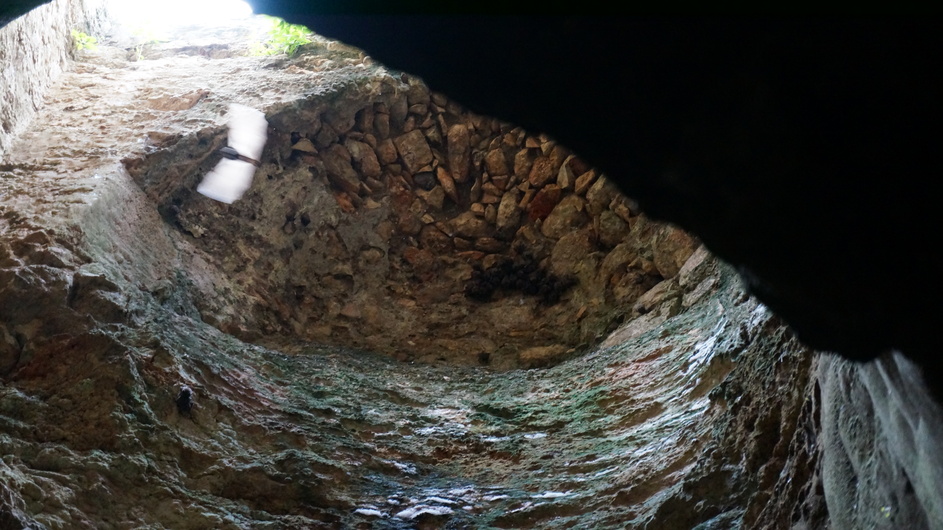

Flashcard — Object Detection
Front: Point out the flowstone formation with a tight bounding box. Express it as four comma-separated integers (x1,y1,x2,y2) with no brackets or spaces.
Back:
7,6,938,530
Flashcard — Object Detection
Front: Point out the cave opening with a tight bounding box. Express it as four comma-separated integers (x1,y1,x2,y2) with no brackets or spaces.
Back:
2,3,942,529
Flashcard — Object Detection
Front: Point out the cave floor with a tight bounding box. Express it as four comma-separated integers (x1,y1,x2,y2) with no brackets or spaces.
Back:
0,16,819,529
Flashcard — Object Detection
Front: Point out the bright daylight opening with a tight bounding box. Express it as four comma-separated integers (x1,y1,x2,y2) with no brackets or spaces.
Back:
106,0,254,36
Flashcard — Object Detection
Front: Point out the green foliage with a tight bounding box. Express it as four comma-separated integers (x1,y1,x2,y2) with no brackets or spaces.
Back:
71,29,97,52
251,16,313,57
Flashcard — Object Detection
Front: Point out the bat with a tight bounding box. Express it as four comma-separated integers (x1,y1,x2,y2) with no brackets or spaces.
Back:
197,103,268,204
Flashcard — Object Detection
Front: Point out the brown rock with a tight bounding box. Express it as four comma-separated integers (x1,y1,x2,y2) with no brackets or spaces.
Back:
557,155,576,190
456,249,486,261
406,81,430,105
291,138,317,153
397,212,423,236
374,112,391,139
447,124,472,182
491,174,510,191
475,237,505,253
525,136,541,148
322,144,361,195
549,144,569,171
454,238,474,251
550,229,595,277
394,130,435,174
314,124,338,149
375,138,398,165
652,226,699,279
333,191,356,213
484,204,497,225
597,210,630,248
470,177,482,202
346,139,381,178
450,211,491,238
541,195,589,239
514,149,534,178
481,182,501,197
485,148,509,176
528,156,556,188
519,344,569,368
419,224,453,254
574,169,598,196
417,186,446,210
600,243,636,285
528,184,562,221
586,175,619,215
436,166,459,204
408,103,428,116
423,123,441,145
402,246,437,280
470,202,486,216
481,193,501,204
496,189,522,234
402,115,416,133
324,109,356,135
355,106,374,133
390,97,409,130
518,187,536,209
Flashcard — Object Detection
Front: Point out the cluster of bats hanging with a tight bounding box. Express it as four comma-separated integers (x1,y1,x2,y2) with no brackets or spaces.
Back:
197,103,268,204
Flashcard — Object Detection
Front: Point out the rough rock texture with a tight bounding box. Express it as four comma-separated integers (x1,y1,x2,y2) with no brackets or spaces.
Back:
2,7,943,530
0,0,109,159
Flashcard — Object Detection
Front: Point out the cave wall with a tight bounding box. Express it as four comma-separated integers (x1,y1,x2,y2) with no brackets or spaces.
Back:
0,0,109,161
125,66,699,369
1,4,943,528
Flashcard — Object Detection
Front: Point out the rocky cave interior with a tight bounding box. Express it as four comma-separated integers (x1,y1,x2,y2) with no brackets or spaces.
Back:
2,3,943,529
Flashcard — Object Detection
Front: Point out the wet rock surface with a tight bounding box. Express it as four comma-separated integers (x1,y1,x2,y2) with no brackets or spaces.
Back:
1,8,942,530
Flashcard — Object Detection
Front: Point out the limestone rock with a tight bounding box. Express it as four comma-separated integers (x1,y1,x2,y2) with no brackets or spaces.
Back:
394,130,435,174
447,124,472,183
541,195,589,239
